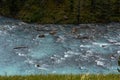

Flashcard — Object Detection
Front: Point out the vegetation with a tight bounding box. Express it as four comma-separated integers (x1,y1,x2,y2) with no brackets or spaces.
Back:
118,56,120,72
0,74,120,80
0,0,120,24
119,57,120,66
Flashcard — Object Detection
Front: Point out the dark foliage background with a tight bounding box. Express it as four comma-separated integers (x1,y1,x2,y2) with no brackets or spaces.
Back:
0,0,120,23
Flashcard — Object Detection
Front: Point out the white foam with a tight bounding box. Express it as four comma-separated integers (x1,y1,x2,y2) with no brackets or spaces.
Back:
92,42,110,47
0,30,7,35
117,51,120,54
114,42,120,45
55,59,62,63
80,45,91,48
56,36,66,42
95,60,104,66
86,50,93,54
60,57,65,60
18,53,26,57
18,22,27,25
80,66,86,70
64,51,79,58
108,39,117,43
24,59,35,64
64,54,69,58
37,67,48,71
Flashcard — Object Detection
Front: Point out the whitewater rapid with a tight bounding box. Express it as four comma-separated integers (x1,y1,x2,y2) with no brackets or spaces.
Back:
0,16,120,75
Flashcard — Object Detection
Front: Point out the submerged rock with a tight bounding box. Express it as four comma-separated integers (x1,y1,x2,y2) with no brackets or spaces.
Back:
117,68,120,72
49,30,57,35
13,46,28,49
38,34,45,38
35,64,41,67
71,27,77,33
75,34,90,40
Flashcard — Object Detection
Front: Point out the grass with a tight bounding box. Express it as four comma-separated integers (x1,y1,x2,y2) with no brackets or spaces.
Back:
0,74,120,80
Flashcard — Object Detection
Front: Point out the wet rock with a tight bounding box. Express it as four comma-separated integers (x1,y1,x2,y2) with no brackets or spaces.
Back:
38,34,45,38
50,56,56,62
75,34,80,38
13,46,28,49
79,66,86,70
101,45,106,48
35,26,51,32
110,54,116,60
56,36,65,42
118,57,120,66
18,22,27,25
117,56,120,72
75,35,90,39
35,64,41,67
71,27,77,33
114,42,120,46
49,30,57,35
108,39,117,44
34,25,42,31
117,68,120,72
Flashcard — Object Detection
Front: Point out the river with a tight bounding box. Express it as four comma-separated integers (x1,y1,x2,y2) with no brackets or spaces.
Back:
0,16,120,75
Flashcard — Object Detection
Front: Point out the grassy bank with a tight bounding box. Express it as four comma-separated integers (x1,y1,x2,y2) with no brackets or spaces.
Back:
0,74,120,80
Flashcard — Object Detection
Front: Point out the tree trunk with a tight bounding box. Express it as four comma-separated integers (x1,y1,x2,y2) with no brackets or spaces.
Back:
77,0,80,24
91,0,96,13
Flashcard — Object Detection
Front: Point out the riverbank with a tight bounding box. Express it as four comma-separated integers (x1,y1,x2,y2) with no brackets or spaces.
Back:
0,0,120,24
0,74,120,80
